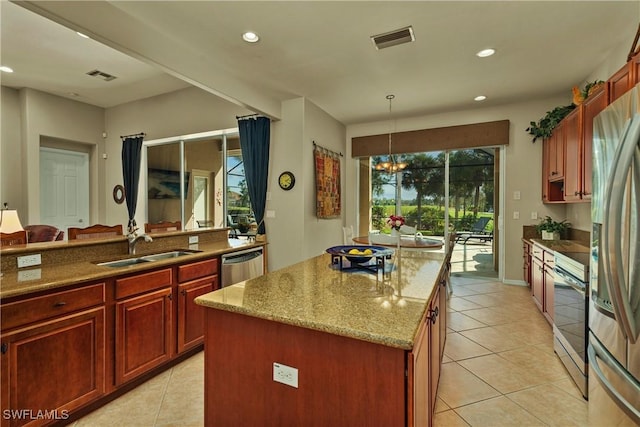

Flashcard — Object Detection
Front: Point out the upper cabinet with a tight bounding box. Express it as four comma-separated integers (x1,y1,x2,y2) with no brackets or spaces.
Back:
542,52,639,204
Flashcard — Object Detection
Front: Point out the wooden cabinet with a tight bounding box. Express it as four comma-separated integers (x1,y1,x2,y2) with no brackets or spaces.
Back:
0,283,105,427
410,309,430,427
531,243,556,324
428,286,441,418
177,258,218,353
542,134,564,203
580,86,607,201
548,123,565,181
563,108,582,202
608,61,634,103
523,240,532,286
115,269,173,386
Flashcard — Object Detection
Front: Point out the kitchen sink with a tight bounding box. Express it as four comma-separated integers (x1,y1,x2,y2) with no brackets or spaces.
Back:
140,250,201,261
96,257,153,268
96,249,202,267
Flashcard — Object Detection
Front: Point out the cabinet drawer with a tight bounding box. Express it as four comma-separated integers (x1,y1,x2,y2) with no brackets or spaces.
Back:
116,268,173,299
532,245,544,261
1,283,105,330
543,250,555,268
178,258,218,283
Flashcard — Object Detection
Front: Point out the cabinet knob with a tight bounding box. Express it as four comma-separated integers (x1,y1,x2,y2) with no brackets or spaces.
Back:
1,343,7,354
181,289,187,296
167,293,172,301
53,301,67,307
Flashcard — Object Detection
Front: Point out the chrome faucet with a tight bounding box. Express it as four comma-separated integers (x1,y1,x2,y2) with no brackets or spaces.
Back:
128,232,153,255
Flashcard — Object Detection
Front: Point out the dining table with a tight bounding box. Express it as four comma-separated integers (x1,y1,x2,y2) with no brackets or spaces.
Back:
352,235,444,250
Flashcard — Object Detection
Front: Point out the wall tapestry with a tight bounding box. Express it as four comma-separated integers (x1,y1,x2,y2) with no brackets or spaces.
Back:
313,143,341,218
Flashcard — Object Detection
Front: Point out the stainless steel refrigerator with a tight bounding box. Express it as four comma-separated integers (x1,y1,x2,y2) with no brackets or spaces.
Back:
589,82,640,425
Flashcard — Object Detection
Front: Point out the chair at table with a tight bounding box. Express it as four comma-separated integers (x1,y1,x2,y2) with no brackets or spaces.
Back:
145,221,181,233
68,224,123,240
24,225,64,242
455,217,492,244
1,231,28,246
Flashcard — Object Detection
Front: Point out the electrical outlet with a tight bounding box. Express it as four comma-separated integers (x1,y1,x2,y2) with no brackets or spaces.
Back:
513,211,520,220
17,254,41,268
531,211,538,220
513,191,521,200
188,235,199,244
273,362,298,388
18,268,41,281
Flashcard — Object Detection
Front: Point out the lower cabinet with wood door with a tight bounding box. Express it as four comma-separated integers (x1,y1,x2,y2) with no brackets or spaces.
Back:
0,283,106,427
115,268,174,386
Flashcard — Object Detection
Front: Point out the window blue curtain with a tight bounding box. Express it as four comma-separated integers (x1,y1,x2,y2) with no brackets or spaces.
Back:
238,117,270,235
121,135,144,234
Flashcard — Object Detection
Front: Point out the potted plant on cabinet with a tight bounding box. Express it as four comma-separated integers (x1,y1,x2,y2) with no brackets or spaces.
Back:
536,216,570,240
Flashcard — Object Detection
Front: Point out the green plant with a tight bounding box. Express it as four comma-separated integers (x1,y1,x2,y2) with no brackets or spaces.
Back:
535,216,570,235
526,104,576,143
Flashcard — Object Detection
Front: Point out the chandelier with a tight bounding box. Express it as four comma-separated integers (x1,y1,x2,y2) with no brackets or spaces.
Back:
374,94,407,173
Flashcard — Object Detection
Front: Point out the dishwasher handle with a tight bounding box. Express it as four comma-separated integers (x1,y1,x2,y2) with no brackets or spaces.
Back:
222,248,263,264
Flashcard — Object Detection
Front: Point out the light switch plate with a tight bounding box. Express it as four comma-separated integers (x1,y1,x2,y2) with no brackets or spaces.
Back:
513,211,520,220
188,235,199,244
17,254,41,268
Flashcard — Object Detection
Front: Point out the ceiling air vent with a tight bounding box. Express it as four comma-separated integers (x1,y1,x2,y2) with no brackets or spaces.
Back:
371,26,415,50
86,69,117,82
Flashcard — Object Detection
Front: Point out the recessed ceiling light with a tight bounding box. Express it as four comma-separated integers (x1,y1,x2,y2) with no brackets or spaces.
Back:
474,95,487,101
476,48,495,58
0,66,14,73
242,32,260,43
76,32,90,39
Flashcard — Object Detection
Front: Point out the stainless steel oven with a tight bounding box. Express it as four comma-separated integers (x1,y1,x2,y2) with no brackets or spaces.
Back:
553,251,590,399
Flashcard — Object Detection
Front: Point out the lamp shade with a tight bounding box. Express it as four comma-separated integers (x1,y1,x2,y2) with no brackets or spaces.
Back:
0,210,24,233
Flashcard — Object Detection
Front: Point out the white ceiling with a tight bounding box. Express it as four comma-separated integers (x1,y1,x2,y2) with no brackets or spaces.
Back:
2,1,639,125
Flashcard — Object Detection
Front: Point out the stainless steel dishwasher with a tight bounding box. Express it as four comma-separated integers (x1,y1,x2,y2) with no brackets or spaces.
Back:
221,247,264,287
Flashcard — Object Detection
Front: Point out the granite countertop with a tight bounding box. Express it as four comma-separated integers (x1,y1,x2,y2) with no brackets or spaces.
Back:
195,250,446,350
529,239,590,253
0,238,262,300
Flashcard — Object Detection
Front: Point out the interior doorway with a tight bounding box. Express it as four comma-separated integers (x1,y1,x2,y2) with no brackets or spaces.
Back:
39,147,90,237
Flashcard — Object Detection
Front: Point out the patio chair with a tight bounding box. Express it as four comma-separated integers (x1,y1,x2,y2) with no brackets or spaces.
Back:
456,217,493,244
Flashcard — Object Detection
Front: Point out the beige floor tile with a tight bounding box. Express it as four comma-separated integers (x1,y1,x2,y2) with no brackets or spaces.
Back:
448,285,486,297
454,396,546,426
434,396,450,413
551,378,584,401
437,362,500,408
507,383,588,426
443,333,492,361
75,369,172,426
460,326,529,353
433,409,471,426
461,307,515,326
448,296,484,311
496,346,568,383
447,311,488,332
458,353,554,394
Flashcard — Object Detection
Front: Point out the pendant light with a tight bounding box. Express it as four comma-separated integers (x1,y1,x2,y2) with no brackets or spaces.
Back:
374,94,407,173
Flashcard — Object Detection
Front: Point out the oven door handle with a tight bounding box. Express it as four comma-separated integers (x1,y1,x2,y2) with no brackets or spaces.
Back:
554,267,586,296
588,334,640,424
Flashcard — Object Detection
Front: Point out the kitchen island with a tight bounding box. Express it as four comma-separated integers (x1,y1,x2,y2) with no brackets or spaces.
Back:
195,249,448,426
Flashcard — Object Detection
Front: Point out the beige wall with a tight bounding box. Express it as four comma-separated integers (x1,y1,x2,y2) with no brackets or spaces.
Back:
1,87,24,218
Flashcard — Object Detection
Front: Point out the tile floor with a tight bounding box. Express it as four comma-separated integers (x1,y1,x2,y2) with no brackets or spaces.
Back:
73,274,588,427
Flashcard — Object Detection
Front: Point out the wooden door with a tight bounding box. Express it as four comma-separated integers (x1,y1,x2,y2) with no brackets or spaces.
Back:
115,288,173,385
409,315,430,427
563,108,582,202
608,62,633,103
177,277,214,353
1,308,105,427
429,287,441,418
581,87,607,201
531,257,544,312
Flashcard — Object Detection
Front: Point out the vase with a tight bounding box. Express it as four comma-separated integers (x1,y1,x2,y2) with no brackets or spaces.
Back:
390,229,399,237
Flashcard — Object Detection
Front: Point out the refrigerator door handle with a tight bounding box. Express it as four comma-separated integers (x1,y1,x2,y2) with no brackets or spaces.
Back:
602,113,640,343
588,336,640,424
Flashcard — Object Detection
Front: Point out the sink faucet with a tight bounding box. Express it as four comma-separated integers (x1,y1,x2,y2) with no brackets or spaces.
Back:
128,231,153,255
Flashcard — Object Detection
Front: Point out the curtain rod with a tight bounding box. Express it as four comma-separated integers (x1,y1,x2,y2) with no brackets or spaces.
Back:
313,141,343,157
120,132,146,140
236,113,263,120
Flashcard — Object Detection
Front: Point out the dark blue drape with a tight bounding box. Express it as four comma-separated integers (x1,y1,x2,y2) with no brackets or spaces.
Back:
121,135,144,234
238,117,270,235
